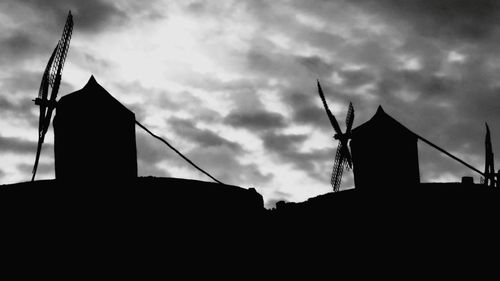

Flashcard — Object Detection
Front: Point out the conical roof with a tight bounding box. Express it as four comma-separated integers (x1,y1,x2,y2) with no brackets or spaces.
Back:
57,75,133,116
351,106,416,140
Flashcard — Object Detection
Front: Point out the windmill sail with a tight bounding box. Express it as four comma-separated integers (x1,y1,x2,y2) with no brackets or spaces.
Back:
32,11,73,181
484,123,495,187
331,141,347,192
317,80,342,135
316,80,355,192
32,46,58,180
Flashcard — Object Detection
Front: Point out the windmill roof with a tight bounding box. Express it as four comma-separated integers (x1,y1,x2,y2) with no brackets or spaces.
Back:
350,106,416,140
57,75,133,117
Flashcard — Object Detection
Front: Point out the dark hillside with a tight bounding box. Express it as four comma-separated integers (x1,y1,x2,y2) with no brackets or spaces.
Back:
2,179,500,251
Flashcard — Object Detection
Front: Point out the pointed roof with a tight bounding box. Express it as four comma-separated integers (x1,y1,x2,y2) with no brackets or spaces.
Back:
350,105,416,140
58,75,133,116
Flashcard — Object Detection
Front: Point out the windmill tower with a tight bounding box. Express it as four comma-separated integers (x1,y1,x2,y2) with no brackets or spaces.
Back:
349,106,420,191
32,11,73,181
316,81,355,192
54,76,137,181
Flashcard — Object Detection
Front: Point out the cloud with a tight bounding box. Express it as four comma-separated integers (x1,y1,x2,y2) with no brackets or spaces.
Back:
0,135,52,155
0,0,166,68
0,69,75,130
3,0,126,34
168,117,243,152
338,69,376,89
0,70,47,97
297,55,336,77
183,146,273,186
135,129,177,178
136,117,269,185
136,131,166,165
0,96,36,124
281,90,333,129
262,132,334,182
349,0,500,42
0,31,45,66
225,109,287,132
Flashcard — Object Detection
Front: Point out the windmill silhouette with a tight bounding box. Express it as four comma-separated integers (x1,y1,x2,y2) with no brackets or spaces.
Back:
484,123,496,187
32,11,73,181
316,80,354,192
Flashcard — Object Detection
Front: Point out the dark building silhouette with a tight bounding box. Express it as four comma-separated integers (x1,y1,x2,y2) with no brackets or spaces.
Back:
54,75,137,181
349,106,420,190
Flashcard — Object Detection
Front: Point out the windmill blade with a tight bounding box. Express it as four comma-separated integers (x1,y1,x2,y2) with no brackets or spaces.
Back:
36,46,58,136
485,122,495,186
331,141,348,192
31,11,73,181
345,102,355,134
43,11,73,135
317,80,342,135
32,46,58,179
49,11,73,88
31,135,45,181
485,123,492,155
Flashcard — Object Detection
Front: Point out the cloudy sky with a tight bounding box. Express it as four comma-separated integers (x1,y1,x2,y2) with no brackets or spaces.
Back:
1,0,500,207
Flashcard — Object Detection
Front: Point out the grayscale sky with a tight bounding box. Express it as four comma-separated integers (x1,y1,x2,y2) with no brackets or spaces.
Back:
1,0,499,207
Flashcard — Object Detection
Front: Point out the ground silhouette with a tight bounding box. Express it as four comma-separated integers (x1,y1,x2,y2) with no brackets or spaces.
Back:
2,177,500,272
2,178,499,237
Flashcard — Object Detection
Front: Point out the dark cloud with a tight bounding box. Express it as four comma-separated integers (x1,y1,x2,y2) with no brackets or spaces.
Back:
0,135,52,155
135,130,180,177
0,96,36,124
0,68,74,100
297,55,335,77
350,0,500,42
245,41,335,82
168,117,243,152
225,109,287,132
81,53,113,72
282,90,339,130
0,0,165,68
4,0,127,34
0,31,44,65
339,69,376,89
135,116,272,186
391,70,455,98
262,132,334,182
0,68,75,130
183,146,273,186
136,131,167,165
263,133,307,152
0,169,5,179
0,69,47,97
112,81,223,124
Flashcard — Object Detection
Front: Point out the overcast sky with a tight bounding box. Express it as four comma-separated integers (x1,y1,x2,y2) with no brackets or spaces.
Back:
1,0,500,207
